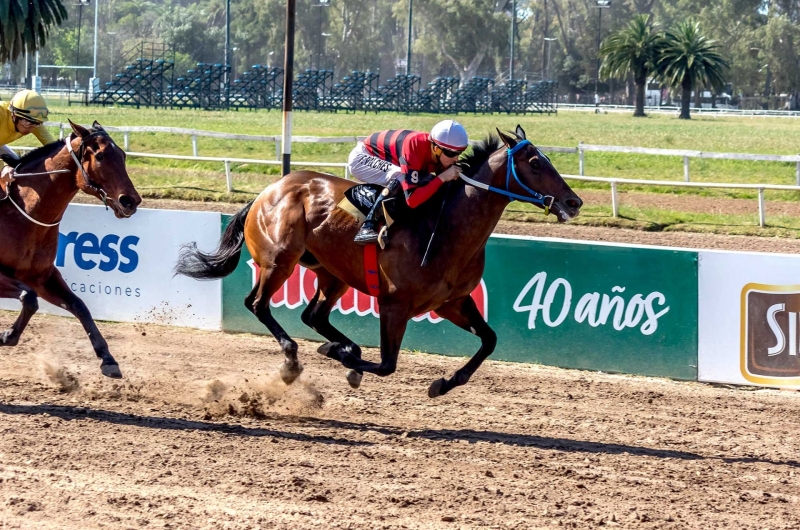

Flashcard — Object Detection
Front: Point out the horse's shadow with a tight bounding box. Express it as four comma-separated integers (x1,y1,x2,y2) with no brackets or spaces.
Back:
2,401,797,468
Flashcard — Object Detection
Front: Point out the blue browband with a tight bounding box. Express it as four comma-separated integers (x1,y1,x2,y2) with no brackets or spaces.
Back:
462,139,555,213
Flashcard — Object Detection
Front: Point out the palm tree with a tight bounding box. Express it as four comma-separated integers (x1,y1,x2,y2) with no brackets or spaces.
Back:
657,20,729,120
599,14,663,117
1,0,68,63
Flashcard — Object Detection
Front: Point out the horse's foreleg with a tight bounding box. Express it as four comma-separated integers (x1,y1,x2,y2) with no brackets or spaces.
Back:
337,303,408,378
301,269,364,388
0,274,38,347
34,268,121,378
427,295,497,398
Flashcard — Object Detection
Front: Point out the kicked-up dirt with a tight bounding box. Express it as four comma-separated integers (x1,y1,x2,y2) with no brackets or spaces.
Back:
0,314,798,529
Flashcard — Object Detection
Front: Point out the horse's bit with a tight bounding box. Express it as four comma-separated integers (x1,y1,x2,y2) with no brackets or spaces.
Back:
458,139,555,215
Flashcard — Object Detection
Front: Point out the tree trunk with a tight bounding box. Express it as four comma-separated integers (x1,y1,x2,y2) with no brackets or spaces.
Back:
633,74,646,117
680,76,692,119
694,87,701,108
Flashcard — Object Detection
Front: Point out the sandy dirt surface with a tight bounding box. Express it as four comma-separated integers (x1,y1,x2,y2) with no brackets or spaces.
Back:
70,195,800,254
1,315,799,529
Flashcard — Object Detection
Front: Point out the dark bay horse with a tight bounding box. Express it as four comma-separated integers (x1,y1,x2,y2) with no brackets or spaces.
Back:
0,121,141,378
177,126,582,397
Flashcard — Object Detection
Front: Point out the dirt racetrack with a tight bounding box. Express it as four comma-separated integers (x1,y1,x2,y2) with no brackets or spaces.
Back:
1,313,799,529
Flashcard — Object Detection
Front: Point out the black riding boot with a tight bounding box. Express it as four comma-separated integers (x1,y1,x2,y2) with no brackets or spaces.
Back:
354,178,400,245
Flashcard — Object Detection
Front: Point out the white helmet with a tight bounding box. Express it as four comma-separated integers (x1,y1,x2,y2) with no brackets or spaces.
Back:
430,119,468,152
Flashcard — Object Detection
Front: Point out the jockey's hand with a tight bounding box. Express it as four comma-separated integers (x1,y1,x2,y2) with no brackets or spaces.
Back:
437,164,461,183
0,165,15,193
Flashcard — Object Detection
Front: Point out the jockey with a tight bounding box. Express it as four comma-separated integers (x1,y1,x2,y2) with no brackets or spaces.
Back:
348,119,469,245
0,90,54,193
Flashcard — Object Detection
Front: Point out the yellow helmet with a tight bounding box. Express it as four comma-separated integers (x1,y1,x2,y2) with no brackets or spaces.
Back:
10,90,49,124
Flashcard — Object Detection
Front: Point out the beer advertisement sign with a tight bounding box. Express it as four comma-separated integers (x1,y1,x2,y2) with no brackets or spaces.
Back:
699,250,800,389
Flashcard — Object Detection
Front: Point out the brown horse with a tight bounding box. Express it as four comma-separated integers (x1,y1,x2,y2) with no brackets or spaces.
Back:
176,125,582,397
0,120,141,378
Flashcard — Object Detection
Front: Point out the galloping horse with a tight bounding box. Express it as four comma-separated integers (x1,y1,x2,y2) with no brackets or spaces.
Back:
0,121,141,378
177,126,582,397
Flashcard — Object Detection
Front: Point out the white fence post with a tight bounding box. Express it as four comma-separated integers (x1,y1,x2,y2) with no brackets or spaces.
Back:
123,132,129,150
275,141,281,161
579,142,584,176
192,135,198,157
758,187,765,227
796,159,800,186
58,124,64,140
611,181,619,218
224,161,232,193
683,156,690,182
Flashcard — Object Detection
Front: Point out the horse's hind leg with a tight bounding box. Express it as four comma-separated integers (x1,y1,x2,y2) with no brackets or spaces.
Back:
427,295,497,398
0,274,38,347
245,255,306,385
300,268,364,388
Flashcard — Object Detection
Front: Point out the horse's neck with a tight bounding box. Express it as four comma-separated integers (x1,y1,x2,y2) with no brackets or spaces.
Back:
17,148,78,224
441,151,509,252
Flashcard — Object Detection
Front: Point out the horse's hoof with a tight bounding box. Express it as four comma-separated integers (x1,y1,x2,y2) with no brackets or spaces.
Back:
317,342,340,360
101,363,123,379
0,330,17,346
280,360,304,385
346,369,362,389
428,378,446,399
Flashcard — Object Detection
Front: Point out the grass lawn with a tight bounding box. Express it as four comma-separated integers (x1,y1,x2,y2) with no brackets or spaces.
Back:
3,96,800,236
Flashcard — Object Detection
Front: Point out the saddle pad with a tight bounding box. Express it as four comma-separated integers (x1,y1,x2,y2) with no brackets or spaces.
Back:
343,183,383,216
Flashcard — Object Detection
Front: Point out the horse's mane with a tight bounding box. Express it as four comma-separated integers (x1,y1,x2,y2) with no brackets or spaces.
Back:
458,135,502,177
5,139,65,169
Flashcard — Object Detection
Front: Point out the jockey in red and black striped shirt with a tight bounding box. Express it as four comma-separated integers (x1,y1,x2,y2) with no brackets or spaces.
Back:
348,119,469,245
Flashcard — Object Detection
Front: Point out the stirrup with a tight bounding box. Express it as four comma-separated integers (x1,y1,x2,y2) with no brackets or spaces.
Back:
354,226,379,245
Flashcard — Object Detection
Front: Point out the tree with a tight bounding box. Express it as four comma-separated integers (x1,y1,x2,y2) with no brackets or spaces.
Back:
1,0,68,63
657,20,729,119
599,14,663,116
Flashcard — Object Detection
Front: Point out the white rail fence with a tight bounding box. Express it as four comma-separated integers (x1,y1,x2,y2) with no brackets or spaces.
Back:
40,122,800,185
14,124,800,227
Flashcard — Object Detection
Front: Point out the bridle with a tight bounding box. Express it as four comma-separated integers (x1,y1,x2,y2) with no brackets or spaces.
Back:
66,131,111,209
1,132,110,227
458,139,556,215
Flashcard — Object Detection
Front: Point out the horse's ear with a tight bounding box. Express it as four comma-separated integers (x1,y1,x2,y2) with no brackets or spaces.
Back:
92,120,106,132
69,119,91,138
496,128,518,148
515,124,527,140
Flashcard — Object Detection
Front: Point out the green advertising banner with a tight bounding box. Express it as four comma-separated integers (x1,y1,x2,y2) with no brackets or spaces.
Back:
222,216,698,379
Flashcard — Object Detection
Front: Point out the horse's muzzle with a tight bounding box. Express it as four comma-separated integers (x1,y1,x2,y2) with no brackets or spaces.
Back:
111,194,141,219
553,196,583,223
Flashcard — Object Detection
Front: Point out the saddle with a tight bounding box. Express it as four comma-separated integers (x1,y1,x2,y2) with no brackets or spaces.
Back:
339,183,403,228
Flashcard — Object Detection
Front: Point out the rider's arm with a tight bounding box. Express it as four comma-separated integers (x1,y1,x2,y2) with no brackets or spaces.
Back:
31,124,56,146
399,171,443,208
0,144,19,162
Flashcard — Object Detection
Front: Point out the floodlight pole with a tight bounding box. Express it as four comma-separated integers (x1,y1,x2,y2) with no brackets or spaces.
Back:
225,0,231,108
593,0,611,108
281,0,296,176
510,0,516,80
406,0,413,75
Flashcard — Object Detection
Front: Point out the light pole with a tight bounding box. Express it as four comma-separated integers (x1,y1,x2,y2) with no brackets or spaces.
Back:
509,0,517,80
406,0,413,75
314,0,330,71
544,37,556,81
107,32,117,81
592,0,611,106
74,0,91,88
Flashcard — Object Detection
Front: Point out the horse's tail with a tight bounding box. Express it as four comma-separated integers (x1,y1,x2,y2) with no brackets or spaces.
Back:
175,200,254,280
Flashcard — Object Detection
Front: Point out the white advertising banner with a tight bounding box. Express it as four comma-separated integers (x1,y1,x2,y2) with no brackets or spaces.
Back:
699,250,800,389
0,204,222,330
